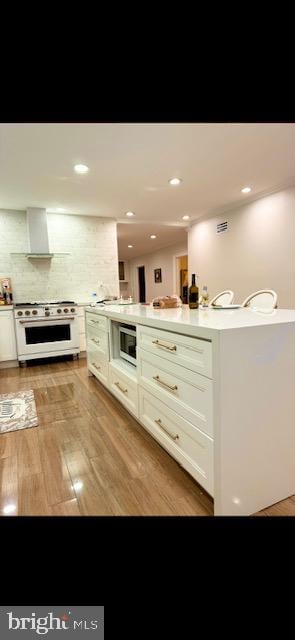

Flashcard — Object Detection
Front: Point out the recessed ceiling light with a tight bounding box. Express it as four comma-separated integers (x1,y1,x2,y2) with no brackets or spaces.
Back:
128,245,133,248
74,164,89,174
241,186,251,193
126,211,135,217
150,235,157,239
169,177,182,186
182,215,190,220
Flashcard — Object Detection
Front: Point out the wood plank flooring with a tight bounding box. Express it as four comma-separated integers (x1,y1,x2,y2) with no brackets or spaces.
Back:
0,359,214,516
0,358,294,516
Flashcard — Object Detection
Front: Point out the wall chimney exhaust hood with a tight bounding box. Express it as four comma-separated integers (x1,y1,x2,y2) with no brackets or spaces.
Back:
26,207,53,258
10,208,70,259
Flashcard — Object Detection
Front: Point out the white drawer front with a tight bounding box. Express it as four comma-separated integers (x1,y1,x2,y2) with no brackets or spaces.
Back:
87,343,109,387
109,363,139,418
86,325,109,357
138,349,213,437
139,388,213,495
86,312,108,332
138,325,212,378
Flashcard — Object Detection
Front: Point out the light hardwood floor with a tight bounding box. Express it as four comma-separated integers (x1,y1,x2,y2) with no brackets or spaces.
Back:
0,358,293,516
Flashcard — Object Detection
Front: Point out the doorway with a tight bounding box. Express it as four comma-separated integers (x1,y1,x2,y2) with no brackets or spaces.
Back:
175,255,188,303
138,266,146,303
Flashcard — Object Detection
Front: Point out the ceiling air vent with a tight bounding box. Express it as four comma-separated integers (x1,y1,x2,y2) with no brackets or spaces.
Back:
216,220,229,235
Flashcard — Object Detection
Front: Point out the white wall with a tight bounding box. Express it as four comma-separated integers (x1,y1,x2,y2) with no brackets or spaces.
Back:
188,185,295,307
0,210,119,302
127,240,188,302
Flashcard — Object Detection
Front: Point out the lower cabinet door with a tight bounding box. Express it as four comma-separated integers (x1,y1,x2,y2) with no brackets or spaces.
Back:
139,387,214,495
87,344,109,387
109,364,139,418
0,312,17,361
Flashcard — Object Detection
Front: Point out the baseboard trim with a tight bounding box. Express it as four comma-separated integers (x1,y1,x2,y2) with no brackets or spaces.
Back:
0,360,19,369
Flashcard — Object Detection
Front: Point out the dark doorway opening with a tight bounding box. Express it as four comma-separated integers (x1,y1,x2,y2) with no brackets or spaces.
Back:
138,266,146,303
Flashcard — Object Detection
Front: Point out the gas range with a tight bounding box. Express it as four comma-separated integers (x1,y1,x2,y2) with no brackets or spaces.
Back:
14,301,80,364
14,301,77,319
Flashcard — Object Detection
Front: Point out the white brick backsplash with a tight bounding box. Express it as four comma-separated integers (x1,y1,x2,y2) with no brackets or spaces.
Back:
0,210,120,302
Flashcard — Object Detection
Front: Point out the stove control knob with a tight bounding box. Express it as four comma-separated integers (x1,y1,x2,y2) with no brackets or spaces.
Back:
25,310,31,316
17,310,23,316
70,308,76,313
64,308,69,313
32,310,38,315
45,311,50,317
57,308,62,314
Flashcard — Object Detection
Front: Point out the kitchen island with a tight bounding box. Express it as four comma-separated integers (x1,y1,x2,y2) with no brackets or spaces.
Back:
85,303,295,516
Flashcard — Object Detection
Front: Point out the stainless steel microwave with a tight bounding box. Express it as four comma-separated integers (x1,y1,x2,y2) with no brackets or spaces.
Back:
119,324,137,366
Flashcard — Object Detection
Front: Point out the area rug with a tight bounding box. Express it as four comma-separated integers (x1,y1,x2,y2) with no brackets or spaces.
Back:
0,390,38,433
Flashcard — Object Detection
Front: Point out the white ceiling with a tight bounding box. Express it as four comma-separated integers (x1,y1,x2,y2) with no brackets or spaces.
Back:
117,223,187,260
1,122,295,229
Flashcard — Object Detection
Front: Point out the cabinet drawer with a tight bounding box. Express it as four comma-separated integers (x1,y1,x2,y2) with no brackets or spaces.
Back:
138,325,212,378
87,343,109,387
109,363,139,418
138,349,213,437
139,388,214,495
86,325,109,357
86,312,108,332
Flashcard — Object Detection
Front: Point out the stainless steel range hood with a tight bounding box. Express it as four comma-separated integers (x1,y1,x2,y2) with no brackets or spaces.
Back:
10,208,71,259
26,207,53,258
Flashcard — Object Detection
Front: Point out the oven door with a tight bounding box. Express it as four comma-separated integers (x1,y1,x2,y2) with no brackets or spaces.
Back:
16,317,80,356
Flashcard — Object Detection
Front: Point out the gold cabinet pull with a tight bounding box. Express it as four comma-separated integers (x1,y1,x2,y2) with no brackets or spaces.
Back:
152,339,177,351
92,362,101,370
115,381,128,394
153,375,178,391
92,338,100,344
155,418,179,441
90,319,99,324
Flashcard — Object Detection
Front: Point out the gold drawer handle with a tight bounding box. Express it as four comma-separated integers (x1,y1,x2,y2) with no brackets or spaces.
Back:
92,362,101,370
90,319,100,324
92,338,100,344
153,375,178,391
152,339,177,351
115,381,128,394
155,418,179,441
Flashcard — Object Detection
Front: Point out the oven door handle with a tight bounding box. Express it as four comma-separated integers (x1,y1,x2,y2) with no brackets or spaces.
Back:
18,316,76,324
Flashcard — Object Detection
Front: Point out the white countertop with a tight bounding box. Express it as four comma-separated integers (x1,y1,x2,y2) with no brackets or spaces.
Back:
0,305,13,311
85,303,295,336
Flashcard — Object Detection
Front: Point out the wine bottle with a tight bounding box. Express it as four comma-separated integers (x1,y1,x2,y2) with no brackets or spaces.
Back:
189,274,199,309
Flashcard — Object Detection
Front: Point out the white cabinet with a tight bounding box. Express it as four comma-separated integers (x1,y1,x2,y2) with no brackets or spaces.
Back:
139,387,214,495
138,348,213,437
109,361,139,418
77,306,86,352
138,325,212,378
0,310,17,362
86,311,110,388
85,310,214,496
87,342,109,387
